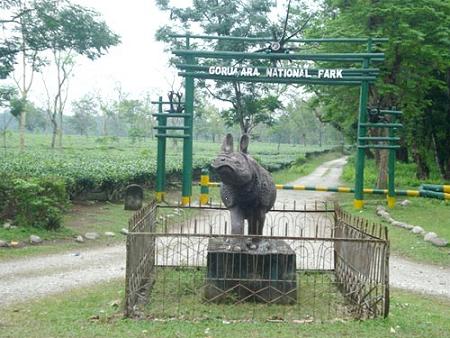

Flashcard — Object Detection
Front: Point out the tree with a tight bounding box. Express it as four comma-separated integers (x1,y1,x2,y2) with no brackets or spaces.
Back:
69,94,98,136
156,0,285,135
2,0,120,150
302,0,450,182
0,85,17,150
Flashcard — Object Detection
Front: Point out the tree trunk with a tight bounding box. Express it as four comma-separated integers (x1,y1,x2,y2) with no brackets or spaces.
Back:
397,145,408,163
376,149,388,189
51,119,57,148
19,110,26,151
57,111,63,147
412,143,430,180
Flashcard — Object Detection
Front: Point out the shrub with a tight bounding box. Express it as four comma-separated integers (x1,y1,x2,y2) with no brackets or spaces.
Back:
0,176,68,230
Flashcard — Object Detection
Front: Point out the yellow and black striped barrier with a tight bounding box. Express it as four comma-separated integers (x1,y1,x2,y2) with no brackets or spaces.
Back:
198,177,450,204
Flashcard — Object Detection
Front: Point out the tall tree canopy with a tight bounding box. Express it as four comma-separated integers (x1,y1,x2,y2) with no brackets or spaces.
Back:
302,0,450,181
155,0,284,134
0,0,120,149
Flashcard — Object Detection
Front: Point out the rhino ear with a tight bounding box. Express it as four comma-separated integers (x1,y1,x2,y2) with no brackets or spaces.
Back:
240,134,249,154
221,133,234,153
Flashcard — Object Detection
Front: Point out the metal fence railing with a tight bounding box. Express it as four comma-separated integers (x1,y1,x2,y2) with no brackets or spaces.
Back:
125,201,389,321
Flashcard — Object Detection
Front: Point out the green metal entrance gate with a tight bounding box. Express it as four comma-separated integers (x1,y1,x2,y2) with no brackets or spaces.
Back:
155,34,399,209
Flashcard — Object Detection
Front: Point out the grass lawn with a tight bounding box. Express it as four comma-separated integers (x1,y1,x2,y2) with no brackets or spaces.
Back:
337,156,450,266
0,202,133,260
0,278,449,338
338,195,450,266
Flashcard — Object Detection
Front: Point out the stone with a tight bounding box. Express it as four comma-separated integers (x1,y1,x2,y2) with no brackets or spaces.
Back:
120,228,129,235
104,231,115,237
124,184,144,210
29,235,42,244
399,223,413,230
75,235,84,243
400,199,411,207
204,238,296,305
411,226,425,234
0,239,8,247
391,221,404,228
423,232,438,242
3,222,11,230
211,134,276,236
429,237,449,247
85,232,100,240
10,241,19,248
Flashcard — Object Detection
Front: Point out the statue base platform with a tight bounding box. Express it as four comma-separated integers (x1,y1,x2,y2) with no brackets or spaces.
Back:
204,238,297,304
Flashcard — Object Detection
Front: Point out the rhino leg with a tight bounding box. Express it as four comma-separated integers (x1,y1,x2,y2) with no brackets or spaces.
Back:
230,206,244,234
248,209,265,236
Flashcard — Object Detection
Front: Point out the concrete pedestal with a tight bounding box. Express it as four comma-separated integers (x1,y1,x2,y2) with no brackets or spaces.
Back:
204,238,297,304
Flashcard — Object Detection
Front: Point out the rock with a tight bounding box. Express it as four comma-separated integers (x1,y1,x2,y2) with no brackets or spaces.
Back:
104,231,115,237
3,222,11,230
124,184,143,210
29,235,43,244
429,237,449,247
375,206,386,216
85,232,100,240
391,221,404,228
411,226,425,234
75,235,84,243
400,199,411,207
399,223,413,230
424,232,438,242
10,241,19,248
120,228,129,235
0,239,8,247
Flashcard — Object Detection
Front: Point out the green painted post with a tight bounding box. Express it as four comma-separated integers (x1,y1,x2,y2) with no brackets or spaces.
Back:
354,39,372,209
387,109,397,208
155,96,166,202
182,35,194,206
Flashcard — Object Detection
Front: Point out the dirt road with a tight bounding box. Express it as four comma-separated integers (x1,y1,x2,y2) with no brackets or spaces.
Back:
1,156,449,306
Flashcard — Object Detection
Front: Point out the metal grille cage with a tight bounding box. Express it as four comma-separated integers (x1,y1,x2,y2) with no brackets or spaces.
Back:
125,200,389,322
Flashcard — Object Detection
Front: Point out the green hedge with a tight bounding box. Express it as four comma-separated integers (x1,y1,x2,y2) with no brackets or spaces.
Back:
0,176,68,230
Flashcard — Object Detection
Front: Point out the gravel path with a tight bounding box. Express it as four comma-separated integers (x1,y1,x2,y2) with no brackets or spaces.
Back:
1,156,449,306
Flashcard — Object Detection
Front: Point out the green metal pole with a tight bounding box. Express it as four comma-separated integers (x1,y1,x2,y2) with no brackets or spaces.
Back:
354,38,372,209
155,96,166,202
387,121,396,208
182,35,194,206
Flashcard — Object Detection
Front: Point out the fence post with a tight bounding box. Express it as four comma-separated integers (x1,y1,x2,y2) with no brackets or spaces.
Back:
200,168,210,205
155,96,166,202
181,34,194,206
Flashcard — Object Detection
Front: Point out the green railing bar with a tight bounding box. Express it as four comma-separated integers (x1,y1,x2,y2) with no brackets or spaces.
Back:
369,109,403,115
172,50,385,62
155,134,191,139
178,72,375,85
154,126,190,130
359,123,403,128
357,145,400,149
358,137,400,141
169,34,388,44
152,113,192,118
176,64,380,74
151,101,186,105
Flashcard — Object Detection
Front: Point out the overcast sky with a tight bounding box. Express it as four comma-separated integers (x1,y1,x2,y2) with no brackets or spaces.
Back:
5,0,319,113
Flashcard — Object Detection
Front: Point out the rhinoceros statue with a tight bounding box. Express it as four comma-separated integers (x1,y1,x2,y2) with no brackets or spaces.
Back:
212,133,277,238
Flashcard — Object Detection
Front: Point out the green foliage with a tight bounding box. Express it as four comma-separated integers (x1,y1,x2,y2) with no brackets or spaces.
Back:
304,0,450,180
1,279,450,338
0,176,67,230
0,133,336,200
156,0,286,133
342,156,447,188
